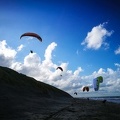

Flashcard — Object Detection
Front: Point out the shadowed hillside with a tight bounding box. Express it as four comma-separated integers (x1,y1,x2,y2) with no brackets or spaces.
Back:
0,66,72,119
0,66,72,98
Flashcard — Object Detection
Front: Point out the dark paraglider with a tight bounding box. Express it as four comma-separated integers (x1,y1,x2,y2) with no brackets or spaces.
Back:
20,32,42,42
83,86,89,92
56,67,63,76
56,67,63,71
74,92,77,95
20,32,42,54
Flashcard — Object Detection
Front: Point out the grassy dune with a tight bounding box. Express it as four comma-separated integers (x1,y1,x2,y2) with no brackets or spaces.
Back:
0,66,72,98
0,66,72,119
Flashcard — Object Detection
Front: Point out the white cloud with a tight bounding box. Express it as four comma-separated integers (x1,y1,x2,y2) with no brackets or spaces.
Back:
76,50,79,55
114,63,120,67
0,40,17,58
81,22,113,50
74,67,83,76
24,53,41,67
0,40,120,97
17,44,24,51
0,40,17,67
115,46,120,54
44,42,57,61
42,42,57,70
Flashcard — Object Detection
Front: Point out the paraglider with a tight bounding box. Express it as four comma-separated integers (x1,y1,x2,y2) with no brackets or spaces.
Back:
20,32,42,42
93,76,103,91
56,67,63,76
56,67,63,71
83,86,89,92
74,92,77,95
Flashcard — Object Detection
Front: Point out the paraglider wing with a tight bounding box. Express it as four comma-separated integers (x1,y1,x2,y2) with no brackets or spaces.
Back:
56,67,63,76
97,76,103,83
83,87,86,92
20,32,42,42
86,87,89,92
93,76,103,91
93,78,99,91
56,67,63,71
83,86,89,92
74,92,77,95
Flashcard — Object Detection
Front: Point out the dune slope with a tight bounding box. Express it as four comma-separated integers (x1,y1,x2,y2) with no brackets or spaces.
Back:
0,66,72,119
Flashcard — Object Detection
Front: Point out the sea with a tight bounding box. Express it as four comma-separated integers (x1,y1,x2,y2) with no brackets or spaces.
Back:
89,96,120,104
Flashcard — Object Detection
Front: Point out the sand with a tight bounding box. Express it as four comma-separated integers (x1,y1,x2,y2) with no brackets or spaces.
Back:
0,97,120,120
43,98,120,120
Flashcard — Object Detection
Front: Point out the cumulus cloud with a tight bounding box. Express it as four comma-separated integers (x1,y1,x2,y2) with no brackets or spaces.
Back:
114,46,120,54
81,22,113,50
0,40,17,67
74,67,83,76
42,42,57,70
0,40,120,97
115,63,120,67
17,44,24,51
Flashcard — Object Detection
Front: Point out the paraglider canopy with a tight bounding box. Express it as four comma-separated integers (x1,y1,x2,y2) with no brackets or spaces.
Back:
56,67,63,76
74,92,77,95
83,86,89,92
97,76,103,83
20,32,42,42
93,76,103,91
56,67,63,71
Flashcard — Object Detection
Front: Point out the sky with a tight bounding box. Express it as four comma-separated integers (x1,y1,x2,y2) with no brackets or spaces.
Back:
0,0,120,97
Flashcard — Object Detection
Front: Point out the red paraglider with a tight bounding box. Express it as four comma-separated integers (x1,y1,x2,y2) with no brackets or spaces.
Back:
83,86,89,92
20,32,42,42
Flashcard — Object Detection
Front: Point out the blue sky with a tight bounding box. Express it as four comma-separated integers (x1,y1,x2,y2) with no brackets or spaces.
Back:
0,0,120,97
